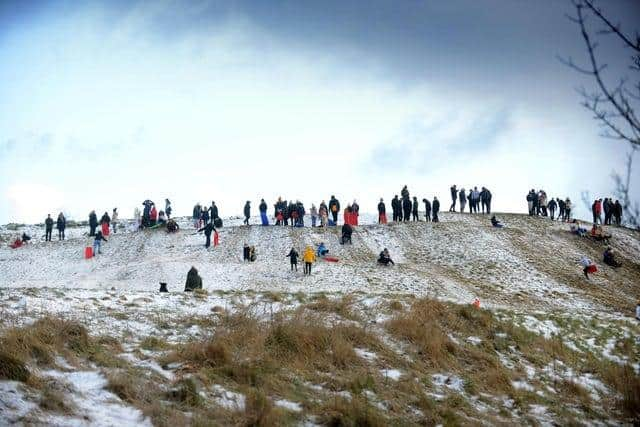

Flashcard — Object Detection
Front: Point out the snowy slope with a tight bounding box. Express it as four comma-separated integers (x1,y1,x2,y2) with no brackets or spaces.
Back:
1,212,638,316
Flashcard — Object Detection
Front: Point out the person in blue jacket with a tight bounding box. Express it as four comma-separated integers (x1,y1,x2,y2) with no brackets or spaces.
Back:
316,242,329,257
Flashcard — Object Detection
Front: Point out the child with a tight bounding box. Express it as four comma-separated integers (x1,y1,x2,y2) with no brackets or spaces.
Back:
287,248,299,271
317,242,329,257
378,248,394,266
490,215,504,228
303,246,316,275
580,256,597,279
93,231,108,256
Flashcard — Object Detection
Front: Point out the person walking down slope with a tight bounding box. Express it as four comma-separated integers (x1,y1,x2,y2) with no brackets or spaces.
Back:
432,197,440,223
184,266,203,292
303,246,316,275
422,198,431,222
198,222,216,249
580,256,597,280
243,201,251,225
458,188,466,213
56,212,66,240
287,247,299,271
378,198,387,224
93,230,107,256
378,248,394,266
449,185,458,212
44,214,54,242
89,210,98,237
412,197,420,221
111,208,118,234
100,212,111,237
259,199,269,226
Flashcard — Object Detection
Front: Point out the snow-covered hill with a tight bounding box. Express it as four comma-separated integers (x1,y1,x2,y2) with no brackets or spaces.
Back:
1,213,639,426
1,212,638,316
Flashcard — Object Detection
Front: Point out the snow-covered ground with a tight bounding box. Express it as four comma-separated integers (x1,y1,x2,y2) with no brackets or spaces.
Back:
1,212,638,426
1,212,638,316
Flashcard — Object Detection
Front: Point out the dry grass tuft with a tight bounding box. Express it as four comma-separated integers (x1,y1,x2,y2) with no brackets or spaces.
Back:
319,397,386,427
0,351,30,382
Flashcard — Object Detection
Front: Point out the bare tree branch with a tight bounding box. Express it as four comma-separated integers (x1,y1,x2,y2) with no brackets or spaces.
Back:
583,0,640,52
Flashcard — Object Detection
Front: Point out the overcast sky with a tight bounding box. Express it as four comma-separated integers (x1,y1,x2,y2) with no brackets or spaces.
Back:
1,0,638,223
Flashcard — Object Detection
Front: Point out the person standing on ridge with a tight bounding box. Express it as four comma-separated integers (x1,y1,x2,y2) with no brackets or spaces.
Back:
422,198,431,222
432,197,440,222
480,187,492,214
210,201,219,221
412,196,420,221
329,195,340,224
548,198,557,220
449,185,458,212
100,211,111,236
391,195,400,222
259,199,269,226
56,212,66,240
44,214,54,241
401,185,409,201
402,196,412,222
111,208,118,234
459,188,466,213
89,210,98,236
310,204,318,227
557,198,565,221
378,198,387,224
149,204,158,226
165,199,172,219
243,201,251,225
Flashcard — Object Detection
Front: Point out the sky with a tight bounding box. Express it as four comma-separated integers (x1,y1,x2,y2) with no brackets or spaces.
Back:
1,0,639,224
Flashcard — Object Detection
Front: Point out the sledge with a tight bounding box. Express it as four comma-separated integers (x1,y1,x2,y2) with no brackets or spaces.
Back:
322,256,339,263
84,246,93,259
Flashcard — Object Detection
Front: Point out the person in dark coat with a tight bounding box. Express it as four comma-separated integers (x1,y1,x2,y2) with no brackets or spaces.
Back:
432,197,440,222
184,266,203,291
480,187,492,214
259,199,268,225
201,208,210,225
89,210,98,236
391,195,400,222
56,213,66,240
401,185,409,201
422,198,431,222
548,198,557,220
243,201,251,225
412,197,420,221
243,243,250,261
613,200,622,225
378,248,394,266
44,214,54,241
287,248,299,271
198,222,216,248
328,196,340,223
402,197,412,222
341,223,353,244
603,247,622,268
377,198,387,224
557,198,565,221
449,185,458,212
210,202,219,220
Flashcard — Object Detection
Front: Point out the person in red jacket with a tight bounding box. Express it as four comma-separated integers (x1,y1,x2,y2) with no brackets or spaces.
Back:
150,204,158,226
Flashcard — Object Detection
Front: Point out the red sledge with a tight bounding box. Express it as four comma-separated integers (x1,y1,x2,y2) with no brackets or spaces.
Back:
84,246,93,259
323,256,339,263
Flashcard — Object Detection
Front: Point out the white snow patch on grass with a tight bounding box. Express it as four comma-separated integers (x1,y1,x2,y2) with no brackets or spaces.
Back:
211,384,246,411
